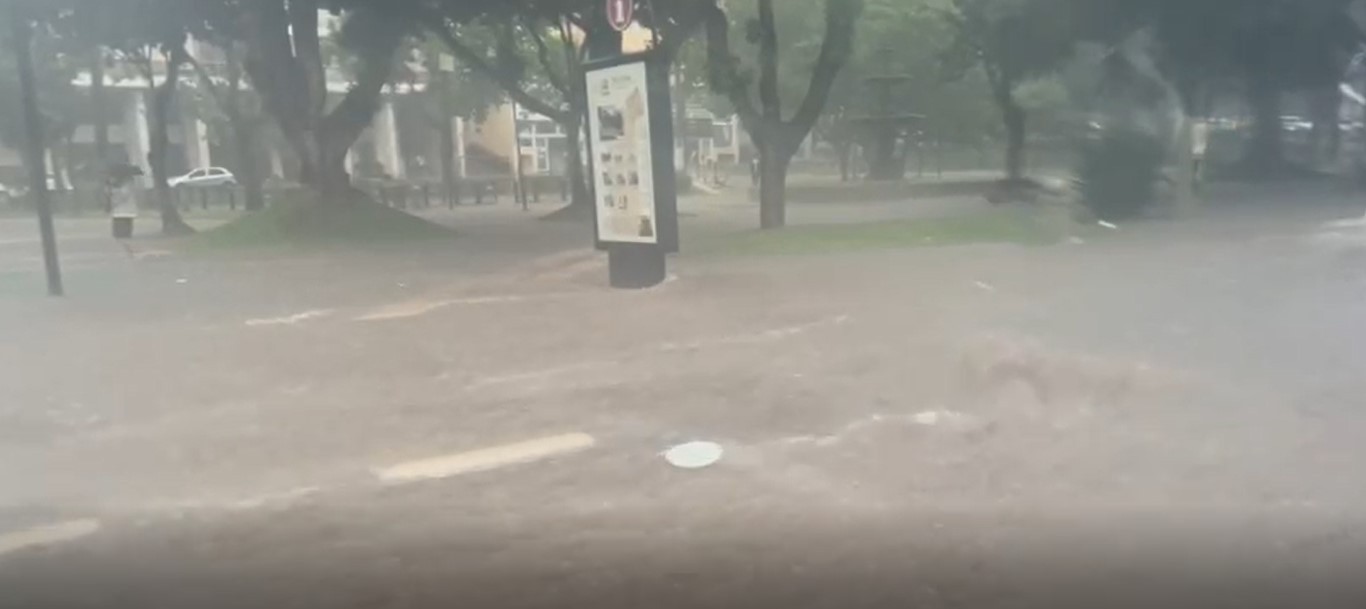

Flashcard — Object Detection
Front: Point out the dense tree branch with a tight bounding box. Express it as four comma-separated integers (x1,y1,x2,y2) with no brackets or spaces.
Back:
524,16,568,96
241,0,308,145
287,0,326,122
423,19,570,122
787,0,861,139
558,17,579,72
318,18,407,157
129,46,156,86
700,0,759,139
556,16,585,119
186,55,226,107
756,0,780,124
655,4,707,60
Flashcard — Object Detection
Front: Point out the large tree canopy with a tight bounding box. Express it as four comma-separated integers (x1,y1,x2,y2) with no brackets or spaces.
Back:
942,0,1076,182
704,0,863,228
0,19,80,158
237,0,417,199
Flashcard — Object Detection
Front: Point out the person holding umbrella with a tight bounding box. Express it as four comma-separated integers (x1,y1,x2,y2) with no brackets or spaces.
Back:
106,164,142,239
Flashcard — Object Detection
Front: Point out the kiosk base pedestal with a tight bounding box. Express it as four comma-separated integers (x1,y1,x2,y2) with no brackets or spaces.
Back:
608,244,666,289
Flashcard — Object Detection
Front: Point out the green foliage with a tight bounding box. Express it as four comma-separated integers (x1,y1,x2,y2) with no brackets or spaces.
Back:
849,0,992,139
723,0,834,111
423,3,582,122
943,0,1077,87
190,196,451,250
395,35,505,126
1073,0,1362,107
705,0,863,145
1012,76,1068,113
0,23,81,151
1076,127,1164,221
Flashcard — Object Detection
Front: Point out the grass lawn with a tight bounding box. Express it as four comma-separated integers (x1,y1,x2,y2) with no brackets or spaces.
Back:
699,208,1070,256
186,200,452,252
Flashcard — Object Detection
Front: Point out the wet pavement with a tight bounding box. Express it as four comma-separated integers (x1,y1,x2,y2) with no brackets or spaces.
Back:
2,189,1366,607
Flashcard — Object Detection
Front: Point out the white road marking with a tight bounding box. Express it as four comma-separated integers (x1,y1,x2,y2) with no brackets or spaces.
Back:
1323,215,1366,229
226,486,323,510
528,257,604,281
118,243,174,260
658,315,851,351
374,432,597,483
464,362,611,390
452,316,853,396
354,293,572,322
245,309,334,327
0,519,100,557
520,250,597,273
779,410,981,447
132,486,325,513
354,298,450,321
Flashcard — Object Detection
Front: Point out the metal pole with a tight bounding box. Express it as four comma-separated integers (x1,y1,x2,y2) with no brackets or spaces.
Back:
936,137,943,179
10,1,63,297
513,103,527,211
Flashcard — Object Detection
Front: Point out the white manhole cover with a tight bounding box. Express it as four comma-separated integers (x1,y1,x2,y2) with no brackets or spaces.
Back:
663,441,724,469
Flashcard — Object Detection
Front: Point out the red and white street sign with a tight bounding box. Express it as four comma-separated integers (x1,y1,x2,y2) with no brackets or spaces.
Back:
606,0,634,32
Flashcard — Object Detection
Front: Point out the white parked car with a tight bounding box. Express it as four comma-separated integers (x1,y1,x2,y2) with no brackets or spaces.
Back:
2,176,69,200
0,182,20,204
169,167,236,188
1279,115,1313,133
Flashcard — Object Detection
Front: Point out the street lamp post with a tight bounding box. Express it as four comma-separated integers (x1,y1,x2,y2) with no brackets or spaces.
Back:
512,103,528,211
8,1,63,297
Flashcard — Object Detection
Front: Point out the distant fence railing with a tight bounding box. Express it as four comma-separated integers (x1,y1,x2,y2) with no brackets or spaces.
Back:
358,175,570,210
1,174,572,216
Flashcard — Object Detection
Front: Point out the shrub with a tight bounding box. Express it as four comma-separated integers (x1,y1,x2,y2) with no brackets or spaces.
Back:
1076,128,1165,221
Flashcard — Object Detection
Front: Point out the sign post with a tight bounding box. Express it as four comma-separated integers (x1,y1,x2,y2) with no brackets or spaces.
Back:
8,4,62,297
584,4,676,290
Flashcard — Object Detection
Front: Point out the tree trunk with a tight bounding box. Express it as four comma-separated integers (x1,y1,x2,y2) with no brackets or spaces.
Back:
90,45,109,176
1173,113,1197,215
758,140,789,229
191,44,266,212
550,19,593,215
242,0,405,205
148,45,194,236
1003,99,1027,182
311,147,356,201
47,145,64,189
1329,110,1343,161
227,48,265,211
987,65,1027,183
425,47,458,207
230,114,265,211
837,141,852,182
755,0,785,229
705,0,859,228
1244,72,1284,171
674,74,689,173
439,115,456,206
1309,85,1341,166
564,117,591,207
10,4,62,295
867,131,902,180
